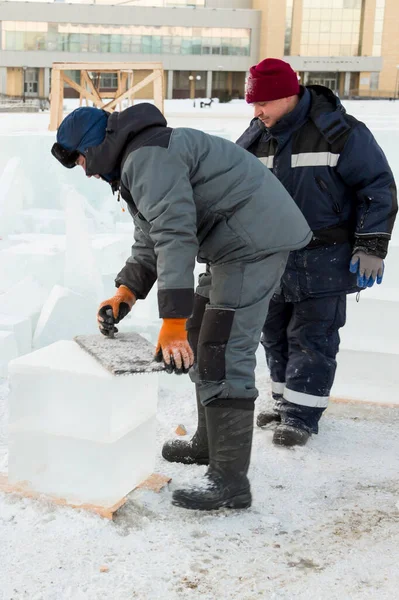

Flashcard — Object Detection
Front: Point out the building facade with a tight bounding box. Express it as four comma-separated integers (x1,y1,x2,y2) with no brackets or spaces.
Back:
0,0,260,100
0,0,398,100
257,0,399,98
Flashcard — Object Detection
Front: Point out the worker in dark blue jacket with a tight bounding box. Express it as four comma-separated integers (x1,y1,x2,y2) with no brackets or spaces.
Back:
237,58,397,447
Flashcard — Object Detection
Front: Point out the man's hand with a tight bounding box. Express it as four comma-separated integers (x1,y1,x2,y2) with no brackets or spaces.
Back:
155,318,194,375
97,285,136,336
350,251,384,288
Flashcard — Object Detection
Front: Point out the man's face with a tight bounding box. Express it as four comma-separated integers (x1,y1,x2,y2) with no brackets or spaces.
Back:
253,97,293,128
76,153,100,179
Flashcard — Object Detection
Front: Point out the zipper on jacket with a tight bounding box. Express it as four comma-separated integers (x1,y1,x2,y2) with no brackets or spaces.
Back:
359,196,372,229
315,176,342,214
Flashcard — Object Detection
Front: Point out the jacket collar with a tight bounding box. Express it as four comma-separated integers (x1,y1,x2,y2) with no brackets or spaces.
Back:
268,87,311,138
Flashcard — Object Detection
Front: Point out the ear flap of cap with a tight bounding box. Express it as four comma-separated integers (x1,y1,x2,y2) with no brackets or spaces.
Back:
51,142,79,169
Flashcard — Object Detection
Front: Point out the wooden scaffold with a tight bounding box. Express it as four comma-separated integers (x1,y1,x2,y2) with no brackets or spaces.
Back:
49,62,164,131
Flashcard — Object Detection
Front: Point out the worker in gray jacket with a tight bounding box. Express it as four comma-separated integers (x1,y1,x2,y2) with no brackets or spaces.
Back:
52,103,312,511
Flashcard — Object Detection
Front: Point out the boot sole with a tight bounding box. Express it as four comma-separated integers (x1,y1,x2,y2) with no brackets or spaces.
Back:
273,432,309,447
172,490,252,511
162,455,209,466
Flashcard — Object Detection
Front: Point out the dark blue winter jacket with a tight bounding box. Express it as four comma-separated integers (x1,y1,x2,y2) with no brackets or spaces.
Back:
237,85,397,301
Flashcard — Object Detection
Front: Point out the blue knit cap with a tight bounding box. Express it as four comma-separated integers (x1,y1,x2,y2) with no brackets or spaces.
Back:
57,107,108,154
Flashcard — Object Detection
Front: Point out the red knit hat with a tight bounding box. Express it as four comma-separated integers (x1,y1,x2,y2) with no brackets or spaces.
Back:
245,58,300,103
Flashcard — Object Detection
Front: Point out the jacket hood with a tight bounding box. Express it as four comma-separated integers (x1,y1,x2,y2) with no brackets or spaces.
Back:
307,84,345,117
86,103,167,177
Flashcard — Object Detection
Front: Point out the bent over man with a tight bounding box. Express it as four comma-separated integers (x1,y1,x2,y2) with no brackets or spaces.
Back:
52,103,312,509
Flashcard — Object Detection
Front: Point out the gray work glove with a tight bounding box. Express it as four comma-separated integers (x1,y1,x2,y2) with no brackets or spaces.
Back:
349,251,384,288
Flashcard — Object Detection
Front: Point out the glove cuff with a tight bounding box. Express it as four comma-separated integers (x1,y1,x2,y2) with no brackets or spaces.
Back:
162,318,187,331
353,234,389,259
116,285,136,308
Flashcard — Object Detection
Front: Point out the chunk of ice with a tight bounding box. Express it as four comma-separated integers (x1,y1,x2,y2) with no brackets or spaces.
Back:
32,285,98,349
0,313,31,356
8,339,159,505
63,186,103,301
0,240,64,291
0,330,18,377
0,276,47,330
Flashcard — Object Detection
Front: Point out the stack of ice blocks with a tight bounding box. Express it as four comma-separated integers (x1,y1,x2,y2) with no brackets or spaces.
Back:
8,335,161,507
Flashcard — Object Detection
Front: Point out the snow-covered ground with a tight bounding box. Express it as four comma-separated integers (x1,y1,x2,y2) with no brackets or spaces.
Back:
0,99,399,599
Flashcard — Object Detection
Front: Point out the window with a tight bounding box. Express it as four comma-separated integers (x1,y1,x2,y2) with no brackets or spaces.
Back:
300,0,362,56
1,21,250,56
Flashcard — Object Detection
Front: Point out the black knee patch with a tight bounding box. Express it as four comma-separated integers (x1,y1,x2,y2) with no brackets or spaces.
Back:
186,294,209,360
209,397,255,410
198,307,235,381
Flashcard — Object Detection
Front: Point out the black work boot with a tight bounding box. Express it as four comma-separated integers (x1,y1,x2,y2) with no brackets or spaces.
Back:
272,398,324,447
172,400,254,511
256,393,282,428
273,425,310,447
162,389,209,465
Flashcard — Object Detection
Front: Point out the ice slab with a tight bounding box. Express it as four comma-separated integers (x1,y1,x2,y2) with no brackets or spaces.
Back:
91,233,132,275
332,349,399,405
19,209,66,235
33,285,98,349
8,416,156,507
63,186,103,300
383,244,399,289
0,241,64,291
0,276,48,330
0,157,24,237
341,296,399,354
0,330,18,377
8,337,160,505
0,313,31,356
8,339,159,441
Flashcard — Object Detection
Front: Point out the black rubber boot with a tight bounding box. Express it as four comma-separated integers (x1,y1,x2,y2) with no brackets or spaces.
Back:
162,389,209,465
256,393,282,428
172,401,254,511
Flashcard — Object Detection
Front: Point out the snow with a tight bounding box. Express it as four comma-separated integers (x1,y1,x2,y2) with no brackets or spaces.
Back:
1,373,399,599
0,99,398,598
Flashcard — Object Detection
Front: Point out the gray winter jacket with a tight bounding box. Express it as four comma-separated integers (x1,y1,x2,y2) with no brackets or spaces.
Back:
85,104,312,318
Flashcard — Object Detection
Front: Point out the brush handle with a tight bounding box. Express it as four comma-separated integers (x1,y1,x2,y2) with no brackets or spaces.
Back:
106,308,115,338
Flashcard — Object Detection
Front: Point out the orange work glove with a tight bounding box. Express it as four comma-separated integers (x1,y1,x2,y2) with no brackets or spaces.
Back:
97,285,136,336
155,318,194,375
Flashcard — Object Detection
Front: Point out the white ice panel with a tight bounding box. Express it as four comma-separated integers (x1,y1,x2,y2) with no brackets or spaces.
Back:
19,209,66,235
0,157,24,237
341,296,399,354
0,313,31,356
8,416,156,507
0,330,18,377
63,186,103,301
332,349,399,405
32,285,98,349
0,242,64,291
91,233,131,275
0,276,48,330
8,340,159,441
